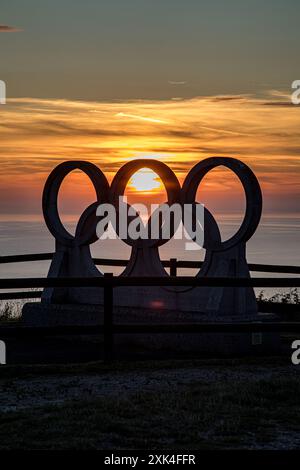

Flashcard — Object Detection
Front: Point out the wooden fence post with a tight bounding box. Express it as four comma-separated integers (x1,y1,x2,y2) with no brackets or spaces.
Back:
104,272,114,361
170,258,177,277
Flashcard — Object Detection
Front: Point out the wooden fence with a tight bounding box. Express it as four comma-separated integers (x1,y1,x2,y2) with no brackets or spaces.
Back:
0,253,299,360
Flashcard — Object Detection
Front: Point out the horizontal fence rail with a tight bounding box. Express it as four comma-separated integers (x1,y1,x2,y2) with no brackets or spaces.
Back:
1,322,300,338
1,252,300,274
0,291,42,300
1,276,300,290
0,253,54,264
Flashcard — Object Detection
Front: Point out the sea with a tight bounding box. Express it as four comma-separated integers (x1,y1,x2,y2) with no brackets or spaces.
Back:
0,213,299,301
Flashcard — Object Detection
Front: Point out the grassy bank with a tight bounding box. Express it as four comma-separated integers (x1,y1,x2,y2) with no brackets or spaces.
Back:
0,358,299,450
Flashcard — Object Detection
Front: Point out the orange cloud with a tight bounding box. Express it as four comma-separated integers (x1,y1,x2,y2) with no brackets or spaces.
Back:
0,93,299,217
0,24,22,32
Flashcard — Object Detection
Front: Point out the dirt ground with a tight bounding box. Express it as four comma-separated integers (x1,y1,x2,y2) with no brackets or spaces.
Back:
0,357,300,450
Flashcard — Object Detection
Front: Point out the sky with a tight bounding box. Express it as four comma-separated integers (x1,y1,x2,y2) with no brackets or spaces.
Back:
1,0,300,100
0,0,299,220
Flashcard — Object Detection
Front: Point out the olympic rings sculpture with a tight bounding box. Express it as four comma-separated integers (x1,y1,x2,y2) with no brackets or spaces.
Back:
43,157,262,249
42,157,262,316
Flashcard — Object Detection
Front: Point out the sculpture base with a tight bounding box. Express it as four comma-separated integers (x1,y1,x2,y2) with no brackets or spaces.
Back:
22,302,281,356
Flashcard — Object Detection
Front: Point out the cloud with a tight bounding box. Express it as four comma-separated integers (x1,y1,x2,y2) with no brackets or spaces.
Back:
168,81,187,86
262,101,294,107
115,112,169,124
0,93,299,216
210,95,251,102
0,24,22,32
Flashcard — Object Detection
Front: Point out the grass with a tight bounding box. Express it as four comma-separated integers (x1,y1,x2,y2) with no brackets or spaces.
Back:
0,358,299,450
0,356,289,379
258,288,300,305
0,301,22,322
0,377,299,450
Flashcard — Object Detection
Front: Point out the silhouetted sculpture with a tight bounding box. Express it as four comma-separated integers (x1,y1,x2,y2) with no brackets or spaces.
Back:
40,157,262,318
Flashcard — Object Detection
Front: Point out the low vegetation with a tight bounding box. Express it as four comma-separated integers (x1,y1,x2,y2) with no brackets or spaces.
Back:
258,288,300,305
0,358,299,450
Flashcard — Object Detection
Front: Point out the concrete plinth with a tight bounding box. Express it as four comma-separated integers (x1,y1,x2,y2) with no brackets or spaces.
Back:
22,302,281,356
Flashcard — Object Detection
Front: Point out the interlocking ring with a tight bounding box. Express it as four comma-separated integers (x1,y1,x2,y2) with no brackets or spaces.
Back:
43,157,262,254
42,161,109,247
109,159,182,248
182,157,262,251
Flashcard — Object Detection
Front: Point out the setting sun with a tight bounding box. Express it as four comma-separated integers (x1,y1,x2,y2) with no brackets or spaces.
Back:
128,169,163,192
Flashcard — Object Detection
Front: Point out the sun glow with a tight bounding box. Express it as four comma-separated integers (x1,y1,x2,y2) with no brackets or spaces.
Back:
129,169,163,192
